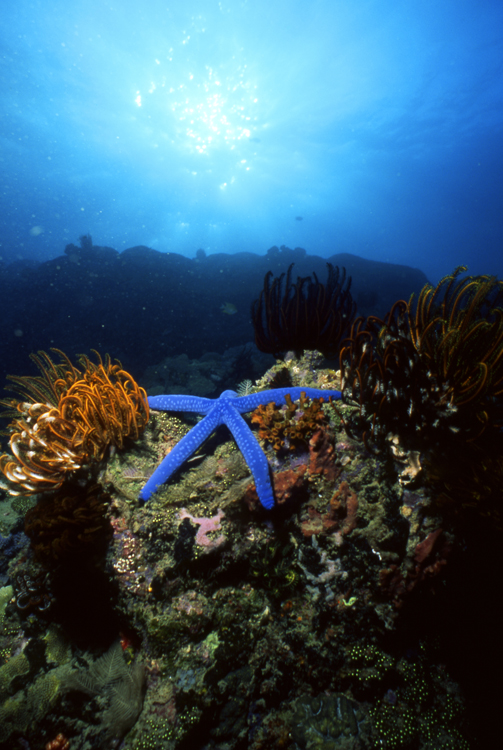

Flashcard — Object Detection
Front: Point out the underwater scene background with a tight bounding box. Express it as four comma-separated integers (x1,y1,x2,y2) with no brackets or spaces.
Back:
1,1,502,749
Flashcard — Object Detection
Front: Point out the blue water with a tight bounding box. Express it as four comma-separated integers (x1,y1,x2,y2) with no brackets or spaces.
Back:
1,0,502,283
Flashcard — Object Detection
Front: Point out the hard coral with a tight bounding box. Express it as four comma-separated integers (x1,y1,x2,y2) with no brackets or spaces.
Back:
0,349,149,495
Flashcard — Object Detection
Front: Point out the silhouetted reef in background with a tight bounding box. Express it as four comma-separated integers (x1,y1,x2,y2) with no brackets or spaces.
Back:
0,244,428,386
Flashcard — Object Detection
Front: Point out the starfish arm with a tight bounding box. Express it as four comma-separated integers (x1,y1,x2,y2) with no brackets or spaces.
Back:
139,409,222,501
222,403,275,509
140,386,341,508
234,387,342,412
148,394,214,415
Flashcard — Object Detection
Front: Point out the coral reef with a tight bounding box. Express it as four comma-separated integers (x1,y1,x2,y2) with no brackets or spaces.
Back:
93,354,476,748
0,654,66,745
0,348,489,749
141,347,272,398
0,529,29,585
139,387,341,509
0,634,144,748
288,692,371,749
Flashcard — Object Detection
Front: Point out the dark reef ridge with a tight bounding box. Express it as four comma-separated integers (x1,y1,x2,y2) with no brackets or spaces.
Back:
0,243,428,385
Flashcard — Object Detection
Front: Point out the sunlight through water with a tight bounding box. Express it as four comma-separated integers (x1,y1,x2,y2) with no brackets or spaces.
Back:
135,51,259,157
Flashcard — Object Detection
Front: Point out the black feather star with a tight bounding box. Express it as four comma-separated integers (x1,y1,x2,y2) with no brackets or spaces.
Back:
251,262,356,358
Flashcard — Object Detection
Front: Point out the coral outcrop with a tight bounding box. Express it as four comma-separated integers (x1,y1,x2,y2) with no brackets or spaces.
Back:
0,347,487,749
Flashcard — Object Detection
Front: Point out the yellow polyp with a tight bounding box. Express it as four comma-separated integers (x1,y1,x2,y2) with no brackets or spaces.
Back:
341,597,357,607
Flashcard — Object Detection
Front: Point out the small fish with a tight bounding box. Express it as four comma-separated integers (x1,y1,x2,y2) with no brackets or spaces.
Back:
221,302,237,315
295,216,303,221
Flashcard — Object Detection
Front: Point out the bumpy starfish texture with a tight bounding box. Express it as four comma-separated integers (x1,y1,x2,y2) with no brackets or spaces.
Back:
139,387,342,509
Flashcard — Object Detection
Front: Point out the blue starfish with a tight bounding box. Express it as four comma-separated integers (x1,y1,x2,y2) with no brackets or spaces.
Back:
139,387,341,509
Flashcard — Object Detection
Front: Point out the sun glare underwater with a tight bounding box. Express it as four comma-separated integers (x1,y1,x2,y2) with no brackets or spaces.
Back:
1,0,502,282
